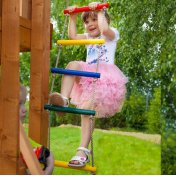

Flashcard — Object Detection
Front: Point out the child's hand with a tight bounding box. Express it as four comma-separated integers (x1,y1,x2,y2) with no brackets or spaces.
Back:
66,5,77,13
88,2,101,10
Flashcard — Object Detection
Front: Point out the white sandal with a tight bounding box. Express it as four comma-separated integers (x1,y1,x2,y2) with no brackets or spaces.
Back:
49,92,69,107
68,147,90,167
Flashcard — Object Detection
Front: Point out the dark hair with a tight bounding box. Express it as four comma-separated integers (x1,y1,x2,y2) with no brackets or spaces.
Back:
81,10,110,24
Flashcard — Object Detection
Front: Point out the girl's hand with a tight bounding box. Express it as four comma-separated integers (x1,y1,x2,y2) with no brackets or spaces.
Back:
66,5,77,13
88,2,101,10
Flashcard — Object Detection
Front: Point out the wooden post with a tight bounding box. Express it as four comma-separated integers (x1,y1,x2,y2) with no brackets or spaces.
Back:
0,0,2,65
29,0,50,146
0,0,20,174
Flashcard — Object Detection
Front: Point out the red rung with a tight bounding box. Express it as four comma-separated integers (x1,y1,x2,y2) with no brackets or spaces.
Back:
64,3,109,15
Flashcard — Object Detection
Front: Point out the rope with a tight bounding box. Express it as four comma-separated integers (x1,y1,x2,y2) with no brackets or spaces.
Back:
89,6,107,171
50,16,68,93
89,44,101,171
48,6,69,149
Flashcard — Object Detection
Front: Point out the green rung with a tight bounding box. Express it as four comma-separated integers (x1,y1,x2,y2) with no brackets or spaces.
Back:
44,104,96,116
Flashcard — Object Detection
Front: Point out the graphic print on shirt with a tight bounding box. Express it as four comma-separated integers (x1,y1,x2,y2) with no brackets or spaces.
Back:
87,44,109,64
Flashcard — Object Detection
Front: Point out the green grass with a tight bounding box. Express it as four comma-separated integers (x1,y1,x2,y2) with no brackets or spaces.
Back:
45,126,161,175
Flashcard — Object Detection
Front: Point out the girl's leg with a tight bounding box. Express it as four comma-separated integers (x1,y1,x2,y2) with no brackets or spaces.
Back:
80,115,92,148
69,115,92,165
61,61,81,98
79,100,94,149
49,61,81,106
69,101,95,165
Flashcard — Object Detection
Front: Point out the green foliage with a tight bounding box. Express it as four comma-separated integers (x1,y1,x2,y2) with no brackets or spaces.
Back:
158,0,176,174
111,0,161,92
20,52,30,86
162,122,176,175
145,87,161,133
122,89,147,130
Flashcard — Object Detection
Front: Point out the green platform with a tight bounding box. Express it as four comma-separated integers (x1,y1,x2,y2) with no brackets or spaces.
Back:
44,104,96,116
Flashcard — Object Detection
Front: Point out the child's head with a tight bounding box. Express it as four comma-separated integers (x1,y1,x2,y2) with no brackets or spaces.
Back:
81,10,110,37
82,10,110,24
20,85,27,123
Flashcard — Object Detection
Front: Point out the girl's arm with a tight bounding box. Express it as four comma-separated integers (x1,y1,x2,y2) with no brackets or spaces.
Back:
67,6,86,40
89,2,115,40
97,11,115,40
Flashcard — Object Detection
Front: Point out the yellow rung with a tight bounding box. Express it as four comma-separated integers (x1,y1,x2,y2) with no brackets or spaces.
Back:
57,39,105,45
54,160,96,173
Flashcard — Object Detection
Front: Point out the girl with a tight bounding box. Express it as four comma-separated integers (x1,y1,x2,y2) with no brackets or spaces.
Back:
49,2,128,167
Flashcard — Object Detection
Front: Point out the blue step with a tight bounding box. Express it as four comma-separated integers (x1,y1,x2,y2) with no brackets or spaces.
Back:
51,68,100,78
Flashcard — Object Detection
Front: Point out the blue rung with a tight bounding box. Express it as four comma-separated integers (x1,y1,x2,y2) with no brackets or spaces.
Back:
44,104,96,116
51,68,100,78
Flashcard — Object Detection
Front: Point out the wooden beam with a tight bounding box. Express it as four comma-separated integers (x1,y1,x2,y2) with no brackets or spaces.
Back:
0,0,20,174
19,0,31,51
20,0,32,19
0,0,2,65
20,17,31,52
29,0,50,146
20,122,44,174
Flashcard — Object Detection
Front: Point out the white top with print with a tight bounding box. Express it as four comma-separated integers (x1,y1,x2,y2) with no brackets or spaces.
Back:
85,27,120,65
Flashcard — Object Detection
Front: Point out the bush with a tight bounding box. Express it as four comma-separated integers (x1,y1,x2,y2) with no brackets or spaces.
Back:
145,87,161,133
122,89,147,130
162,120,176,174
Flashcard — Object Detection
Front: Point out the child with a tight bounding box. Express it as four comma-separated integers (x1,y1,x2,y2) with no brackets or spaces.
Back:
49,2,128,167
20,85,54,174
19,85,27,123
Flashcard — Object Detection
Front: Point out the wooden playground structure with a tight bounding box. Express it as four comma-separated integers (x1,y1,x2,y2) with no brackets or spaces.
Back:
0,0,50,174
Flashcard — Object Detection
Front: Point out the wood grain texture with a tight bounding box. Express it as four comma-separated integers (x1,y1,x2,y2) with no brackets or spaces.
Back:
0,0,20,174
29,0,50,146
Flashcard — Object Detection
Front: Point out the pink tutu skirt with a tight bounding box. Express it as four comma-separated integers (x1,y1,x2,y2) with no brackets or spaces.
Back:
70,61,128,118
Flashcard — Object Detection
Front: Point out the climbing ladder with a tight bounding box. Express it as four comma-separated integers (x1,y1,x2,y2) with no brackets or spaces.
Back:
44,3,109,174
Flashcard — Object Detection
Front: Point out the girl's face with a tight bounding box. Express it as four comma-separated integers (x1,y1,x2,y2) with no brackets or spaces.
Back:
84,16,100,38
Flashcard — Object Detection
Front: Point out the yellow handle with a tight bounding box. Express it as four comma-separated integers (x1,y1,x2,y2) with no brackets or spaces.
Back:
57,39,105,45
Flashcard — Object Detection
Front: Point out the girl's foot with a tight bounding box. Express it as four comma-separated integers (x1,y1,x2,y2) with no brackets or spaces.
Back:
68,147,90,167
49,92,69,116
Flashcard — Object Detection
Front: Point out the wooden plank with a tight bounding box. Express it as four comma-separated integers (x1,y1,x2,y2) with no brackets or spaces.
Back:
0,0,1,65
20,122,44,174
29,0,50,146
20,0,31,19
20,17,31,52
0,0,20,174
